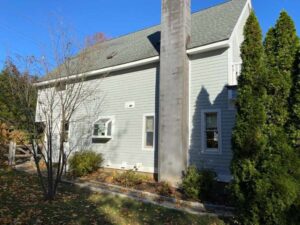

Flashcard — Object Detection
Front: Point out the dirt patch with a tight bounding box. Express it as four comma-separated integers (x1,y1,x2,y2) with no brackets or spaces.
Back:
76,168,231,205
77,168,183,200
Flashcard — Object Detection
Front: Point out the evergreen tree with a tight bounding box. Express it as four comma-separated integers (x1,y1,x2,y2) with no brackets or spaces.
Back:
231,11,269,225
0,64,18,125
264,11,299,127
288,47,300,225
289,47,300,149
0,62,37,131
232,11,299,225
264,13,299,225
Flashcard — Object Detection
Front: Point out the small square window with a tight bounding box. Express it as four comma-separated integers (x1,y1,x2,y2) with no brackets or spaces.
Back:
93,117,113,139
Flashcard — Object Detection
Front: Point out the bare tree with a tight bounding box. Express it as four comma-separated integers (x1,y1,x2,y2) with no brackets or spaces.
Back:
6,25,105,200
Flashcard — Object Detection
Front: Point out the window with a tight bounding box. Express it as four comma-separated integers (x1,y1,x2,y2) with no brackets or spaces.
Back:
201,110,221,153
93,117,113,139
143,114,155,150
63,121,69,142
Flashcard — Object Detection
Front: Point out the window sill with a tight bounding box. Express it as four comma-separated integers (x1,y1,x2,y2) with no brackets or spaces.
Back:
142,147,154,152
92,136,112,140
201,149,222,155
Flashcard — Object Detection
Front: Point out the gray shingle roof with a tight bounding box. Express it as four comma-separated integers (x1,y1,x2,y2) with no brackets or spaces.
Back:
40,0,247,82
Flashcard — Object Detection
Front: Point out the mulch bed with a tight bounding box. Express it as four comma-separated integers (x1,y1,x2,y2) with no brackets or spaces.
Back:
17,161,231,206
75,168,230,206
76,168,182,198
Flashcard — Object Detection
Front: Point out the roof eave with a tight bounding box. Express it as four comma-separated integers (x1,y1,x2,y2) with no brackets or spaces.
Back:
35,39,230,87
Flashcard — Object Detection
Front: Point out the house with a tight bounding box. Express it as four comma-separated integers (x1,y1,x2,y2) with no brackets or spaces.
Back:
35,0,252,186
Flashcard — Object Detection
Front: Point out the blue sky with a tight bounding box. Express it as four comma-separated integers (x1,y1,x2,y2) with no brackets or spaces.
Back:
0,0,299,71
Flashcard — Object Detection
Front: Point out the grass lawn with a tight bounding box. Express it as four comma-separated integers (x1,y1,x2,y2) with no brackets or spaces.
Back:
0,168,227,225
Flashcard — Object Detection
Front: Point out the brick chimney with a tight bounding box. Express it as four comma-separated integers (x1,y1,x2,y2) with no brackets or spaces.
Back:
158,0,191,185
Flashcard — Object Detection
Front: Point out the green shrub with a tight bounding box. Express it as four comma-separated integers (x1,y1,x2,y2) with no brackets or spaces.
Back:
181,165,217,201
68,150,103,177
114,170,148,187
231,11,300,225
181,166,201,200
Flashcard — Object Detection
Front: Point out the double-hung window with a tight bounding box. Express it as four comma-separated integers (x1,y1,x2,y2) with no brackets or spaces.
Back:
201,109,221,153
143,114,155,150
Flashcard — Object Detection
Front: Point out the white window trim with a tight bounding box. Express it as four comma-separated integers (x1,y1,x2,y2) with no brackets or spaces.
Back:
92,116,115,139
142,113,155,151
201,109,222,154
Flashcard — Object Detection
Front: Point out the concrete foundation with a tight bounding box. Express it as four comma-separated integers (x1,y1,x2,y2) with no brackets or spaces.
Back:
158,0,191,186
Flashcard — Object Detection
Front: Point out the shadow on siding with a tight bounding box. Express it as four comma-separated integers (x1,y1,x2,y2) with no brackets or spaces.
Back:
189,85,231,174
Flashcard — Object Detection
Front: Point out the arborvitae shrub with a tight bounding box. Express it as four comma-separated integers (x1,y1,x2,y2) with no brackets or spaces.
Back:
290,49,300,148
181,166,217,201
69,150,103,177
181,166,201,200
231,11,270,225
232,11,300,225
264,11,300,225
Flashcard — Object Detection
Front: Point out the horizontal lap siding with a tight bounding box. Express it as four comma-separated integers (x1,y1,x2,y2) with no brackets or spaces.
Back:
189,48,235,179
70,64,158,172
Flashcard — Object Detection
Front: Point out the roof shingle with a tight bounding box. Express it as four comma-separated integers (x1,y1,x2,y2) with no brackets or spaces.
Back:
40,0,247,82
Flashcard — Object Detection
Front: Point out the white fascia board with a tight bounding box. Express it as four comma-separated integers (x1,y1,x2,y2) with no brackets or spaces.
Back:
35,56,160,87
186,40,230,55
229,0,252,42
35,40,230,87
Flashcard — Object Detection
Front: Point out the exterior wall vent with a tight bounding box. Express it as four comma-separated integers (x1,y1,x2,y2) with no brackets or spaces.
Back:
121,162,128,169
125,101,135,109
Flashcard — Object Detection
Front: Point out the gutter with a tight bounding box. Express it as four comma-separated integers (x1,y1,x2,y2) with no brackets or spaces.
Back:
35,40,230,87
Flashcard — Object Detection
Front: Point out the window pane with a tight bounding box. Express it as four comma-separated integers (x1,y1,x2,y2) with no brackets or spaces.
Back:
146,116,154,132
93,124,99,136
146,132,154,147
144,115,154,148
206,131,218,148
63,131,69,142
107,121,112,136
206,113,217,129
205,112,219,149
64,122,69,131
63,122,69,142
98,122,106,136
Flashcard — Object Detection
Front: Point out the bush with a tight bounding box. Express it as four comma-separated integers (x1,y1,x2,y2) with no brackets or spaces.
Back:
181,166,217,201
69,150,103,177
114,170,148,187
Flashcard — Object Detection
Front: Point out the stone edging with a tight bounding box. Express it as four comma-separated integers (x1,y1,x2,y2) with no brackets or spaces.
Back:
13,163,234,217
62,178,234,217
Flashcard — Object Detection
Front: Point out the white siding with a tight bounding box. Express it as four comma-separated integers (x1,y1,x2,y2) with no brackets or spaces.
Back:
189,48,234,181
36,47,243,180
68,64,158,172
